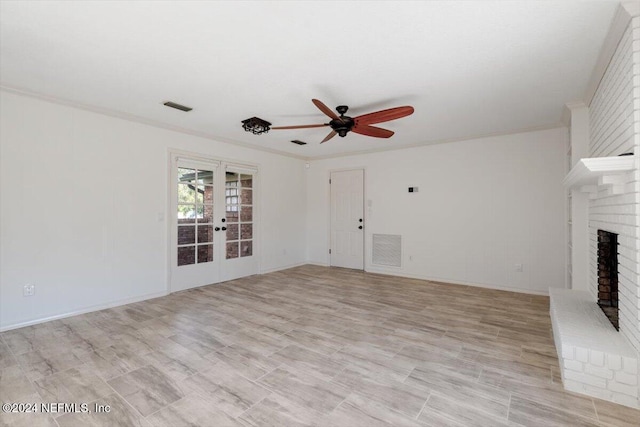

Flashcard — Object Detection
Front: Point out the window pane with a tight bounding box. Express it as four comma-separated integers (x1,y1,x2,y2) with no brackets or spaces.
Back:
178,183,196,203
226,224,239,241
241,241,252,257
195,186,204,205
203,185,214,205
177,206,196,223
241,224,252,240
178,168,196,184
198,225,213,243
178,246,195,266
226,242,239,259
226,210,239,223
226,204,239,216
226,172,239,187
178,226,195,245
240,205,252,222
198,244,213,263
202,205,214,224
196,204,204,219
240,189,252,205
197,169,214,185
240,174,252,188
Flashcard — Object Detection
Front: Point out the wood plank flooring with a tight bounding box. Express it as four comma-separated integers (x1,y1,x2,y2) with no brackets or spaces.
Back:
1,265,639,426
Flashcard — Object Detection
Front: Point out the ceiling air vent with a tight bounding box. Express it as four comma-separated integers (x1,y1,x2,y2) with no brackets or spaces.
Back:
163,101,192,112
291,140,307,145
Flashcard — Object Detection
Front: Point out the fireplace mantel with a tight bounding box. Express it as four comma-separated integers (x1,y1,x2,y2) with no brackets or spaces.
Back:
563,156,636,195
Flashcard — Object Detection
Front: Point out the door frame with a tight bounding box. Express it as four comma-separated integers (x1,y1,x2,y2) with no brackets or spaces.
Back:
166,149,261,293
328,167,366,270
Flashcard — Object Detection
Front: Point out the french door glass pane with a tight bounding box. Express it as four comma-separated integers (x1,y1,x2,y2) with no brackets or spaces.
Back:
178,226,195,245
178,246,195,266
226,242,239,259
226,224,239,240
241,241,252,257
198,244,213,263
240,224,252,240
197,225,213,243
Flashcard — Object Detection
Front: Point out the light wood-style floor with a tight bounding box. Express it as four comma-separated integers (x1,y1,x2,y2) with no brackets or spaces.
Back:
1,265,639,427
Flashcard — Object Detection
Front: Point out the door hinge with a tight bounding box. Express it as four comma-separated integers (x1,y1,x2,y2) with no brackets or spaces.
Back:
329,179,331,184
329,249,331,254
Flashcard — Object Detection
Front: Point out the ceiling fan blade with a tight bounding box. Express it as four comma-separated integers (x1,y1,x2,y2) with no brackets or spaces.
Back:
354,106,414,125
352,124,394,139
312,99,339,120
271,124,328,130
320,130,337,144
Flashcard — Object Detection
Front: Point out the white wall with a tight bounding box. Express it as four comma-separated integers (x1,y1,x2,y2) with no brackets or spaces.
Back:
0,91,307,330
307,127,567,294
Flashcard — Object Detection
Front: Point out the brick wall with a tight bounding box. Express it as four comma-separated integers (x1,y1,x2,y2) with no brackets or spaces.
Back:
588,18,640,355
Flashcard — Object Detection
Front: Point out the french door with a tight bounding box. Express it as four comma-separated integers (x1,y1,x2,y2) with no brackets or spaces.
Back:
170,155,258,292
330,169,364,270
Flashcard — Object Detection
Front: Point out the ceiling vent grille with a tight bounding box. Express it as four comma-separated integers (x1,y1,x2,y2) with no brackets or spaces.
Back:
372,234,402,267
163,101,192,112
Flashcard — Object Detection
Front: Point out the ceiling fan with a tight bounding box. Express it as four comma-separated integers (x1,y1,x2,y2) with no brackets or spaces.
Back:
271,99,414,143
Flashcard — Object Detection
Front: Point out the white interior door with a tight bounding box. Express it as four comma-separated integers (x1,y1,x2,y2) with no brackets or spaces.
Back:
170,157,258,292
330,169,364,270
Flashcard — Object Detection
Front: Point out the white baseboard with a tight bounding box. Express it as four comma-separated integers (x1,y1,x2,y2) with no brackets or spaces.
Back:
260,262,308,274
364,267,550,296
304,261,329,267
0,290,168,332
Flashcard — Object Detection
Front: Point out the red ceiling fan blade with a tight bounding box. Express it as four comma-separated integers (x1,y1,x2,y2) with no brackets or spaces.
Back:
352,124,394,139
271,124,328,130
354,106,414,125
312,99,339,120
320,130,337,144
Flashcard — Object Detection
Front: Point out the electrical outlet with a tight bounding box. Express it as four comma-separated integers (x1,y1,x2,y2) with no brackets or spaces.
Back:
23,284,35,297
515,264,523,272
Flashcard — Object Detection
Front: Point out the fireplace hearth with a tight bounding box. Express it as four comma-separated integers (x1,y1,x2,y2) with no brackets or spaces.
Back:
597,230,619,330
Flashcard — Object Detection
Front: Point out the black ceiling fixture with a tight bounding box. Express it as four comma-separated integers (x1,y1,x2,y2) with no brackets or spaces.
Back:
163,101,192,112
242,117,272,135
290,140,307,145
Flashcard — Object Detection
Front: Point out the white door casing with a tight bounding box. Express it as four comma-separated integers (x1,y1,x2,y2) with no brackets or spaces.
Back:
330,169,364,270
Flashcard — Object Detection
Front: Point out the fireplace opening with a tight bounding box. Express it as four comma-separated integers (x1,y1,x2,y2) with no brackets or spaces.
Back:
597,230,619,330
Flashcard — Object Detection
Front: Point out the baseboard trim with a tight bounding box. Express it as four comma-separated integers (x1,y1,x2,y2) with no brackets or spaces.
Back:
260,262,308,274
364,267,551,296
0,290,168,332
304,261,330,267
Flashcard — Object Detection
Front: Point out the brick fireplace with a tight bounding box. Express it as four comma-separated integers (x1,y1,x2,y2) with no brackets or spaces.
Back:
553,5,640,409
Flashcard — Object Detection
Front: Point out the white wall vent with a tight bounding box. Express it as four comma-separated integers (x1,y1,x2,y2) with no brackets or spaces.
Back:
372,234,402,267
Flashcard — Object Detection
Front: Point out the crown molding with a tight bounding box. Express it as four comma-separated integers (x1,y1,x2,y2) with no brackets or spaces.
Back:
0,84,307,161
307,123,566,161
584,2,638,107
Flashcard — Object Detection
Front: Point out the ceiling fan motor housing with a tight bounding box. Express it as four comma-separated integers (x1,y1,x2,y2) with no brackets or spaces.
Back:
330,117,354,137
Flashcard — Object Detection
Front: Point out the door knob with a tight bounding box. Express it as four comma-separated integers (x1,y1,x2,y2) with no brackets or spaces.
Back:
221,226,227,231
214,227,221,231
358,225,363,229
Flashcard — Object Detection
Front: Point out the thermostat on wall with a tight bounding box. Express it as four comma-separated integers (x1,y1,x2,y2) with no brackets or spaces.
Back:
408,187,418,193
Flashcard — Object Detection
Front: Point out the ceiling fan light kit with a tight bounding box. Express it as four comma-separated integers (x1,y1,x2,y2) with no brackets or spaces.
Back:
268,99,415,144
241,117,272,135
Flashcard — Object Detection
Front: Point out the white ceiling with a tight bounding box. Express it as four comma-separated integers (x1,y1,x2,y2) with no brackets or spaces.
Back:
0,1,619,159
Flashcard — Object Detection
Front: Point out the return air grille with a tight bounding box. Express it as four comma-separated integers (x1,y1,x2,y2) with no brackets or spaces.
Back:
372,234,401,267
